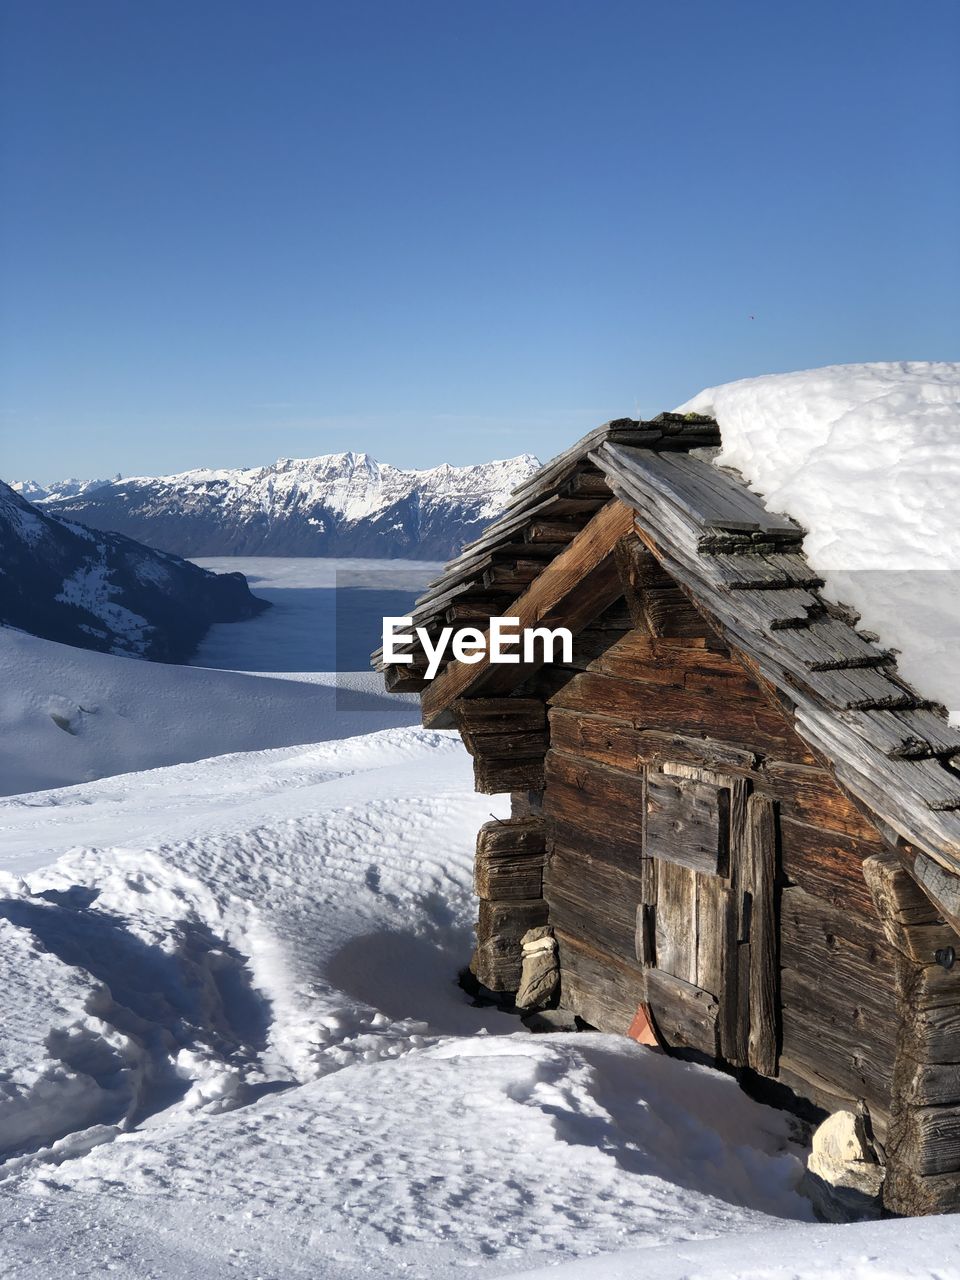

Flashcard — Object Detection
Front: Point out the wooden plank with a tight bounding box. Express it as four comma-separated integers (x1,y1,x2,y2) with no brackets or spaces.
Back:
475,854,543,901
445,595,515,623
568,469,614,497
899,1003,960,1067
762,761,886,842
654,859,698,984
455,697,545,735
603,446,802,536
420,500,636,726
780,885,897,1011
475,817,545,901
548,709,643,772
473,889,548,992
383,664,428,693
463,731,547,758
718,778,751,1069
912,853,960,936
510,789,543,819
525,520,581,544
473,754,545,795
543,750,646,868
694,869,724,1001
549,671,808,762
460,701,549,784
610,539,710,639
776,1056,875,1133
745,792,778,1076
646,771,727,875
800,661,925,713
893,1049,960,1108
589,630,742,686
548,708,761,776
644,968,719,1057
477,897,549,938
721,588,821,631
483,560,542,589
779,815,881,917
862,850,959,964
838,706,960,761
769,618,891,671
889,1106,960,1176
779,971,895,1111
476,815,545,855
709,551,824,592
544,843,645,967
555,928,649,1034
883,1166,960,1216
612,534,653,630
895,950,960,1014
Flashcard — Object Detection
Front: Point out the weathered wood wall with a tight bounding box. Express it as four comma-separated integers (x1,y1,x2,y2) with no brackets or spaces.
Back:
533,591,903,1141
459,538,960,1215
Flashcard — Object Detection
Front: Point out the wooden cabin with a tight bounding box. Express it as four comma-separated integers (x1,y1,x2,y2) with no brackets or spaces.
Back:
374,414,960,1217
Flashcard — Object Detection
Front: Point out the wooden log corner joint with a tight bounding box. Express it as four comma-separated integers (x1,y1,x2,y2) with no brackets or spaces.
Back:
375,413,960,1218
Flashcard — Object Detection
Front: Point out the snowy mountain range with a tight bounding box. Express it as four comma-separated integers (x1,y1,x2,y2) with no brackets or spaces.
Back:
0,480,268,662
12,475,116,504
13,451,541,558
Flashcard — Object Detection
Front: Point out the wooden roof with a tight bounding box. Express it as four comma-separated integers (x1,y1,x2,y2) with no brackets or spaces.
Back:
374,417,960,879
371,413,719,671
593,441,960,878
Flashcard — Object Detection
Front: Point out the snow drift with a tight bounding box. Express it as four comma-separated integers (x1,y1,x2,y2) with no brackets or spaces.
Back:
0,723,814,1277
0,626,420,797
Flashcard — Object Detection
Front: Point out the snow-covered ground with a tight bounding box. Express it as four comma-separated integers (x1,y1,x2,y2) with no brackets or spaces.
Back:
0,626,420,797
0,718,825,1279
4,700,959,1279
680,362,960,722
0,558,441,796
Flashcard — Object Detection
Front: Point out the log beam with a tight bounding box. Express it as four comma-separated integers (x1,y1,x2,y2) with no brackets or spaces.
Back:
420,500,635,727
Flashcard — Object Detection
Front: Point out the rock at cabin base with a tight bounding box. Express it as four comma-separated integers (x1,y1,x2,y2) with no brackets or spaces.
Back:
515,926,559,1011
800,1110,884,1223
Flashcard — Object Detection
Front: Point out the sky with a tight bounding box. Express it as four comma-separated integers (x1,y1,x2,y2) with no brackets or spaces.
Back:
1,0,958,481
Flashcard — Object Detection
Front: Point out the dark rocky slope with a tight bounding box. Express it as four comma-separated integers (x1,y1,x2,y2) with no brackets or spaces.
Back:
0,481,268,662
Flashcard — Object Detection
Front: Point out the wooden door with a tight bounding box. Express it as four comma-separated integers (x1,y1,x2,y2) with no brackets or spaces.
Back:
638,764,779,1076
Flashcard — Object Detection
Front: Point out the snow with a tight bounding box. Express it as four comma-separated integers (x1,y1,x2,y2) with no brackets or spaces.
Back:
0,627,419,796
0,572,823,1277
0,706,817,1278
512,1216,960,1279
47,452,541,526
11,477,111,503
55,561,153,652
28,451,542,557
678,362,960,721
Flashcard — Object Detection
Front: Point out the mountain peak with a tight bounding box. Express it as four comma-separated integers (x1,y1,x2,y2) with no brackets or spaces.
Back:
25,450,542,559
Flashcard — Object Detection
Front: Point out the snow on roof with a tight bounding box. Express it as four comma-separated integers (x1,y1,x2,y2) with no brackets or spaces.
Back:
678,362,960,723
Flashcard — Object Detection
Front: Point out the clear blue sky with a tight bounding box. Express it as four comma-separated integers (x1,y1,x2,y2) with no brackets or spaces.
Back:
2,0,957,480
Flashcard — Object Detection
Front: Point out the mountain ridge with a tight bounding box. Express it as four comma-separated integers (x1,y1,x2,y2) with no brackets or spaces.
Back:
15,450,541,558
